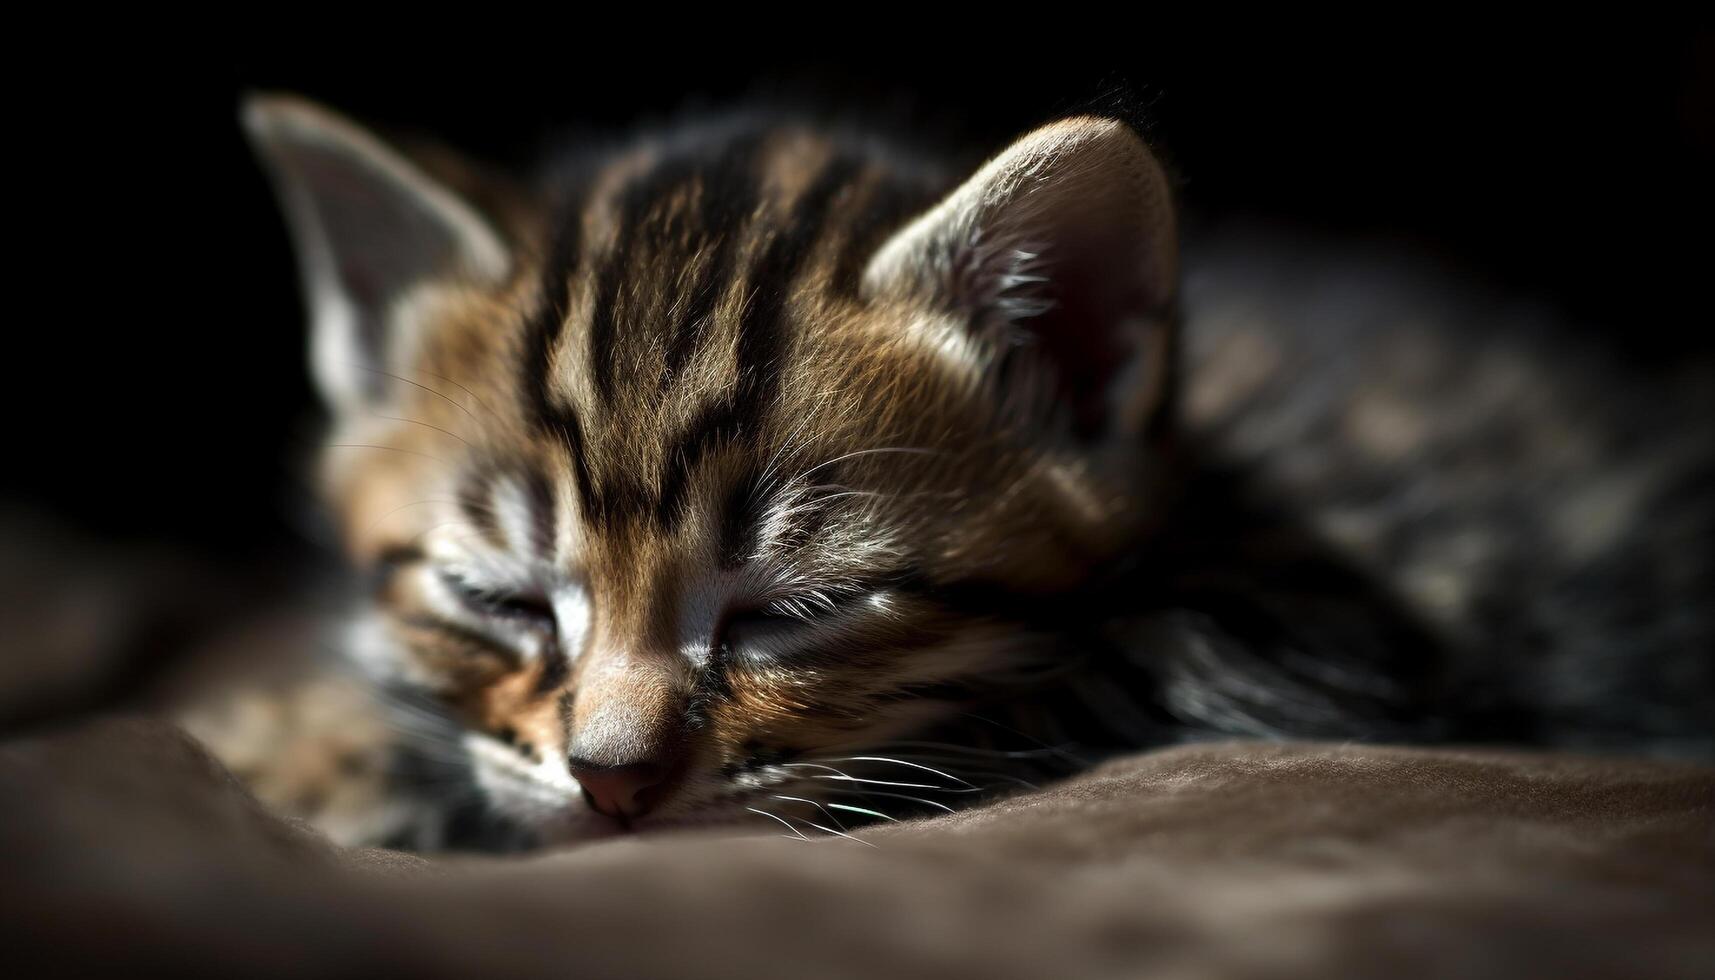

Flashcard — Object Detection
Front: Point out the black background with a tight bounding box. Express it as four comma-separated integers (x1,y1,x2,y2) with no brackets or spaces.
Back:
15,28,1711,563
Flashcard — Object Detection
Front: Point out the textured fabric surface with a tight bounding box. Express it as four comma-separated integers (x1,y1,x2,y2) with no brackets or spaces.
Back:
3,719,1711,979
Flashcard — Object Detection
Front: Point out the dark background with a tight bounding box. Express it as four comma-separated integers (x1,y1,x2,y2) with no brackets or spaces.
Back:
15,29,1712,564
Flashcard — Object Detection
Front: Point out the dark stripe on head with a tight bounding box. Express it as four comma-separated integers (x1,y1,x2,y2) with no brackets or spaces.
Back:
655,394,746,531
734,154,863,403
552,406,602,526
716,462,766,567
660,134,766,390
521,184,589,428
588,155,702,403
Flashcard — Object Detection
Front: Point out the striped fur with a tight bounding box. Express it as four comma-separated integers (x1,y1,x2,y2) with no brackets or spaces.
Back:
248,97,1714,844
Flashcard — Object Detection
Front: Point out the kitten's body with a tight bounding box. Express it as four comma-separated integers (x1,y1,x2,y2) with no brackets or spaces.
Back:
239,101,1714,847
1176,232,1714,757
1072,230,1715,761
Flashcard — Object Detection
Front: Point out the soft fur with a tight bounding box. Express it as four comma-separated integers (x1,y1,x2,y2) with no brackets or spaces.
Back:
236,96,1714,847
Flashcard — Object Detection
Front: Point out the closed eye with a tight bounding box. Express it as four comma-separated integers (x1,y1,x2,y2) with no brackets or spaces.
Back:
721,605,802,636
717,591,855,660
717,609,800,662
438,570,557,628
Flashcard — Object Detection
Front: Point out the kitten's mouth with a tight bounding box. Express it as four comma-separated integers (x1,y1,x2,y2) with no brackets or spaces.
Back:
581,790,632,830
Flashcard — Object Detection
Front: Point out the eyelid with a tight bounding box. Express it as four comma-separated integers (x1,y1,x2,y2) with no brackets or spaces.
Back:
729,587,855,631
436,567,555,623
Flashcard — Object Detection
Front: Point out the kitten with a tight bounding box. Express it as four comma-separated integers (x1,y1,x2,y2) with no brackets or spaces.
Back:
243,96,1714,846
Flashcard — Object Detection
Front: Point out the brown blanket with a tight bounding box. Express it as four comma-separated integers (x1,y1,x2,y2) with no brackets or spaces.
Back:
3,718,1711,979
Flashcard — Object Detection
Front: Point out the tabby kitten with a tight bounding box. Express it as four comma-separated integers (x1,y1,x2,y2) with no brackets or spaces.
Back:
245,96,1713,845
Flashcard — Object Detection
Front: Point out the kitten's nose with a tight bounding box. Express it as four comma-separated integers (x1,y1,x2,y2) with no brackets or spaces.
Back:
567,758,670,820
562,650,685,820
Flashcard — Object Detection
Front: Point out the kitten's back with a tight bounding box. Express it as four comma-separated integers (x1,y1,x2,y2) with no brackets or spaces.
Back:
1180,225,1715,756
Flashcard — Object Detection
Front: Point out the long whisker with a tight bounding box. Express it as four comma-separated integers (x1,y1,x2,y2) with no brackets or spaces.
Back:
824,802,897,823
407,365,502,422
802,819,876,847
812,774,956,791
799,447,942,480
772,798,876,847
754,399,826,495
818,788,956,813
779,762,940,790
777,761,852,778
746,806,812,842
825,756,975,787
834,748,1051,792
772,795,844,829
353,365,484,427
371,414,475,449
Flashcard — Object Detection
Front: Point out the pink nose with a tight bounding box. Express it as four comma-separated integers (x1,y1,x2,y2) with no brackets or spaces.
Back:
568,759,668,820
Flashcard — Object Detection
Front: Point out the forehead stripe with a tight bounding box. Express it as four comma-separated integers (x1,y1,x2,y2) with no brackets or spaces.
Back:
521,181,590,430
556,407,602,526
661,133,766,390
588,154,702,404
650,157,859,534
732,153,862,404
654,394,746,532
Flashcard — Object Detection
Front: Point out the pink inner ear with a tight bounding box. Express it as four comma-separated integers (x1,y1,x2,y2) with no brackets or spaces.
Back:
996,223,1160,441
865,119,1177,439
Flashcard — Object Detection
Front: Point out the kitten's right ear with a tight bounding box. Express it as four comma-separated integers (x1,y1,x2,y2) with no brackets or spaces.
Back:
242,94,510,414
863,117,1177,442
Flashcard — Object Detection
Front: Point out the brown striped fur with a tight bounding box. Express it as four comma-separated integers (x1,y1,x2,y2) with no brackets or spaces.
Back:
249,97,1181,839
246,96,1714,845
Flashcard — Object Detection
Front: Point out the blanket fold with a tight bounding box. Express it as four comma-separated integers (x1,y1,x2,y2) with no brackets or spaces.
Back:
3,719,1711,979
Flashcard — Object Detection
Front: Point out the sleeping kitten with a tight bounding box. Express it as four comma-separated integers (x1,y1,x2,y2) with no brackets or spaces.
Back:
242,96,1714,846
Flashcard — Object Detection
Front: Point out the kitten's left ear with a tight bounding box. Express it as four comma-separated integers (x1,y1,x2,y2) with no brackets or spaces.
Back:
864,117,1177,440
242,94,512,414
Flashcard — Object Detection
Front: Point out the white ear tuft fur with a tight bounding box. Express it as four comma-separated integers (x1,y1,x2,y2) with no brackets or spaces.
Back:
864,117,1177,439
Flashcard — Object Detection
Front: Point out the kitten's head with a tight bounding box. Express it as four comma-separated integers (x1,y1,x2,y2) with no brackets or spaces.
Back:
246,96,1178,840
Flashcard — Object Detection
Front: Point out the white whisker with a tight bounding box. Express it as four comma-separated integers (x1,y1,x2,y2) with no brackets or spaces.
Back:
819,788,956,813
811,774,950,790
772,795,848,831
746,806,812,841
825,802,897,822
830,756,975,787
780,762,942,790
799,446,941,480
771,799,877,846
